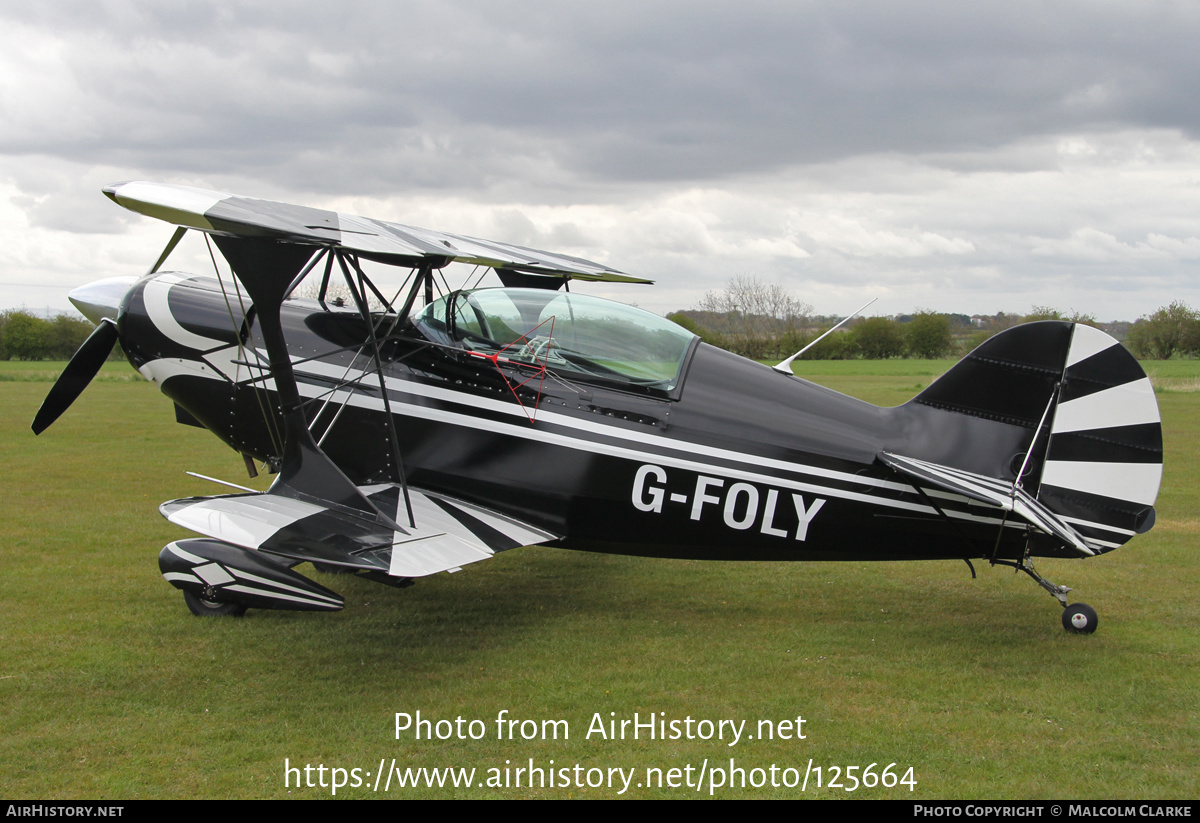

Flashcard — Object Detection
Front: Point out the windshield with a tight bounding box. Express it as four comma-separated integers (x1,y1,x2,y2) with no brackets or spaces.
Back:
414,288,696,391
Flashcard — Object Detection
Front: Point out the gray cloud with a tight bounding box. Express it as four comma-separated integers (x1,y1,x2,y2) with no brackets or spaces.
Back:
4,1,1200,321
8,2,1200,191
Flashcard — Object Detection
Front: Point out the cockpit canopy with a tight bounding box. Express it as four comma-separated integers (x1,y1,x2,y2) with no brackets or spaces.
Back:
413,288,696,392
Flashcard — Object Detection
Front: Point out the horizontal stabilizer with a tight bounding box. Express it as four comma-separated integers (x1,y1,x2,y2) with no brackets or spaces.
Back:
879,452,1093,556
161,483,558,577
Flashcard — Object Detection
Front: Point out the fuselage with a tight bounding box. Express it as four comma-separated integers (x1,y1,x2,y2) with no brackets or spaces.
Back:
114,272,1038,564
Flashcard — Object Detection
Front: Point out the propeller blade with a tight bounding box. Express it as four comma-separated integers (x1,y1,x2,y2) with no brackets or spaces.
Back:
31,319,120,435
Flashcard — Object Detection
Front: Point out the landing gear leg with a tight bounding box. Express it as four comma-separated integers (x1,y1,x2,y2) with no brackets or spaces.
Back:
993,555,1098,634
1016,556,1072,607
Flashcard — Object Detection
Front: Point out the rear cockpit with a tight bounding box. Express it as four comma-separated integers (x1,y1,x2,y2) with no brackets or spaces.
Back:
412,288,697,395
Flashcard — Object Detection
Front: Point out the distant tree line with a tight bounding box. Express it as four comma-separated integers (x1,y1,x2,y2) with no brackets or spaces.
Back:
668,277,965,360
0,310,115,361
680,275,814,360
669,279,1200,361
670,307,958,360
1125,301,1200,359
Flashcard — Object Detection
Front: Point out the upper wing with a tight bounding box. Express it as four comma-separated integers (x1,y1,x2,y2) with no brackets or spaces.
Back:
161,483,559,578
103,181,651,284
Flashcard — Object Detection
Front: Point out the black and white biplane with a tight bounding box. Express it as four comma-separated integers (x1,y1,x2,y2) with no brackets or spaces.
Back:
34,182,1163,633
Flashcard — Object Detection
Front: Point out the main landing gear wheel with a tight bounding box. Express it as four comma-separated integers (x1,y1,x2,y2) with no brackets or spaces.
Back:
183,588,248,617
1062,603,1098,634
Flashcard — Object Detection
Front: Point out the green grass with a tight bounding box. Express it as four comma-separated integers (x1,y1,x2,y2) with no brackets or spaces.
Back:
1,360,1197,799
0,360,138,383
1141,361,1200,393
784,358,960,406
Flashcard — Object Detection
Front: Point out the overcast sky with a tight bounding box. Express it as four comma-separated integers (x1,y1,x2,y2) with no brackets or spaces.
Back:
3,1,1200,321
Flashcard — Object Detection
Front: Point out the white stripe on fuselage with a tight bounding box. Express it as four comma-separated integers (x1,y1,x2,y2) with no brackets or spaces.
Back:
296,358,915,494
141,355,1126,540
286,366,1031,531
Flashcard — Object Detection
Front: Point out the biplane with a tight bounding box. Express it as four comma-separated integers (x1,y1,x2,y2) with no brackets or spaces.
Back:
33,182,1163,633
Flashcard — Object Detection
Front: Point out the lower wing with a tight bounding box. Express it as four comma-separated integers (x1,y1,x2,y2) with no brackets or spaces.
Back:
160,483,559,577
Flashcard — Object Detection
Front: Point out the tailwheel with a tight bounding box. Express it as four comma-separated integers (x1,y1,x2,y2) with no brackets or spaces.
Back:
183,588,248,617
1062,603,1098,634
993,555,1099,634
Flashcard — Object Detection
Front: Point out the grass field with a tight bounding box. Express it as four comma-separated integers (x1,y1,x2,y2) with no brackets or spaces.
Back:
1,358,1197,799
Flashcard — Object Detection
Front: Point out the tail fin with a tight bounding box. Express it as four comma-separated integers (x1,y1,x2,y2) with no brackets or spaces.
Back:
902,322,1162,554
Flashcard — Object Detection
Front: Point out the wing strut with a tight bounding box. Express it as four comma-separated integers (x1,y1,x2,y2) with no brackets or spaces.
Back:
397,259,449,319
335,249,416,527
285,246,332,299
210,235,402,532
150,226,188,274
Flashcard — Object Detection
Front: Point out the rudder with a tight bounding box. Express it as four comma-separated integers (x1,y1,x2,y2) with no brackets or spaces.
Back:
1039,324,1162,550
908,321,1161,554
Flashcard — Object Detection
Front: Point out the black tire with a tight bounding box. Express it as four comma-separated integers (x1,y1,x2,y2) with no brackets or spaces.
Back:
183,589,248,617
1062,603,1098,634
